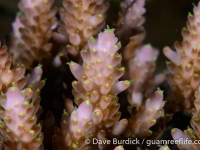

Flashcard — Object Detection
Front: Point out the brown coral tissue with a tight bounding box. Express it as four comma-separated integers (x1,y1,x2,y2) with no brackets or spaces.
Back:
1,0,200,150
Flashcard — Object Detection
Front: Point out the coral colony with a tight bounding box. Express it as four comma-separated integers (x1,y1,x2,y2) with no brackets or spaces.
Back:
1,0,200,150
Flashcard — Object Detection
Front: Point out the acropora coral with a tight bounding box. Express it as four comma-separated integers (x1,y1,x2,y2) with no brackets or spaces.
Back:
0,0,199,150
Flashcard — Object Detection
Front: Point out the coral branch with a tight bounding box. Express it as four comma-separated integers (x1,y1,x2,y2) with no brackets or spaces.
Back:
127,44,165,109
52,100,93,149
171,128,200,150
164,2,200,113
53,0,109,60
59,27,130,149
0,42,44,149
124,89,166,138
10,0,57,68
115,0,146,46
69,28,130,118
0,86,43,150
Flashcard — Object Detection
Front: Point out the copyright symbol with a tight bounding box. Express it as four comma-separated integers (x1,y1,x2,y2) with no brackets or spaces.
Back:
85,138,90,144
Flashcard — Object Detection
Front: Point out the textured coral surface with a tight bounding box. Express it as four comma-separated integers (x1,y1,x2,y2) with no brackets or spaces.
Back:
0,0,200,150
